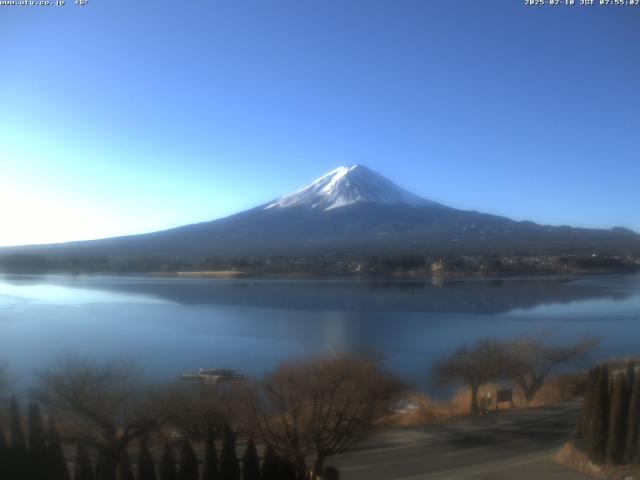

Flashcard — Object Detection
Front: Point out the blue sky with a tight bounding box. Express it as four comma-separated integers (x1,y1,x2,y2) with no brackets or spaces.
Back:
1,0,638,246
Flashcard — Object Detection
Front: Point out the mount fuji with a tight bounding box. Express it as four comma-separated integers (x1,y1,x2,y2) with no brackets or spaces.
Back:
3,165,640,259
264,165,438,211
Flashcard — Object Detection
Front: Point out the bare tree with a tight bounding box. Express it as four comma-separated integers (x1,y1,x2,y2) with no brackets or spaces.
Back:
239,352,406,478
505,332,598,403
431,340,508,415
162,380,235,441
33,355,168,480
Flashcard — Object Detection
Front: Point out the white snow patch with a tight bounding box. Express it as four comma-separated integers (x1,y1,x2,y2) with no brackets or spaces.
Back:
265,165,437,211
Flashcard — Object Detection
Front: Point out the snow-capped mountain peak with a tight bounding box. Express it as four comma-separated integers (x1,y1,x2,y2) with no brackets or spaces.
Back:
265,164,437,211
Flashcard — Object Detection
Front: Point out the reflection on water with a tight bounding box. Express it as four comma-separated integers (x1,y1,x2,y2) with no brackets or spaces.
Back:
0,280,171,306
0,274,639,393
2,274,633,313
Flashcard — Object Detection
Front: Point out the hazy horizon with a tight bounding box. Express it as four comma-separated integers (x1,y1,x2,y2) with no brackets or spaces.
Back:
2,162,639,249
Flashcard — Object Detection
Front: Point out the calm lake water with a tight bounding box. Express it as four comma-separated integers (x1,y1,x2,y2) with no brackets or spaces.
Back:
1,273,639,393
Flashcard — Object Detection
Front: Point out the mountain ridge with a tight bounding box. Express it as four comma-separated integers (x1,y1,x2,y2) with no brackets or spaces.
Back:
264,164,439,211
1,165,639,260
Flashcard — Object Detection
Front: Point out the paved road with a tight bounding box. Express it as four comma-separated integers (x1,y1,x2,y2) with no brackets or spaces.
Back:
330,401,590,480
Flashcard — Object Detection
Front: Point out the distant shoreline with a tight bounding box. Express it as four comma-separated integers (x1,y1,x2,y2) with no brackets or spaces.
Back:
1,252,639,278
144,268,639,281
153,270,245,278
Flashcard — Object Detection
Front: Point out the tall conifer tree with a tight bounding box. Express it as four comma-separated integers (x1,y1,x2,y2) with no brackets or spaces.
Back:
626,364,636,394
581,368,598,437
159,444,178,480
242,438,260,480
8,397,27,480
625,367,640,463
10,398,26,452
47,415,71,480
588,365,610,464
27,402,47,478
137,440,157,480
607,374,628,464
0,427,8,480
74,443,95,480
201,428,218,480
260,445,279,480
322,466,340,480
95,453,110,480
178,440,199,480
277,458,296,480
27,402,46,454
220,425,240,480
117,452,135,480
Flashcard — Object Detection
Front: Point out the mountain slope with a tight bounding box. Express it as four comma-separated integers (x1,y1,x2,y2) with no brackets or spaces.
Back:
264,165,438,211
2,165,640,259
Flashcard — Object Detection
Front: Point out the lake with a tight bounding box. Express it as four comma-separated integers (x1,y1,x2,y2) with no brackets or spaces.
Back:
1,273,639,393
